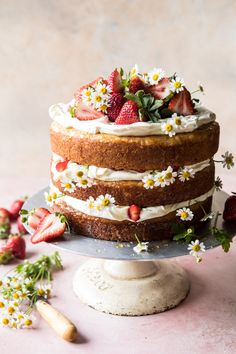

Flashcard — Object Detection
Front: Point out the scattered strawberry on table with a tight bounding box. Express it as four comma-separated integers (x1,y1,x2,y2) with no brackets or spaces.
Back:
223,192,236,221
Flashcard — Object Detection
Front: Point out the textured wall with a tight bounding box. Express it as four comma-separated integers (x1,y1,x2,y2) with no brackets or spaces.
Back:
0,0,236,183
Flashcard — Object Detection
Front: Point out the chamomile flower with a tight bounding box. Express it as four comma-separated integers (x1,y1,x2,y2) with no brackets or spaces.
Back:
97,194,115,209
22,314,35,329
61,182,76,193
178,167,195,182
130,64,139,78
98,101,110,113
154,171,168,188
76,178,93,189
1,314,10,327
148,68,165,84
44,191,59,206
0,300,5,309
91,91,104,109
86,196,95,209
82,86,94,104
163,166,177,185
95,82,111,97
188,239,205,263
69,163,88,182
58,169,74,184
36,283,52,299
171,76,185,93
133,234,149,254
222,151,234,169
172,113,184,129
161,121,176,137
215,176,223,191
176,207,194,221
9,317,21,329
142,175,156,189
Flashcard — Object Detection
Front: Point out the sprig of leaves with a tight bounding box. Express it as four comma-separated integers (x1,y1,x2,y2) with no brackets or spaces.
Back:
125,90,163,122
171,223,196,243
210,211,233,252
15,252,63,282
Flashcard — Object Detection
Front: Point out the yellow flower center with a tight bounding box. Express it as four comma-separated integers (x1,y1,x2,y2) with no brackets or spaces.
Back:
180,211,188,219
8,306,15,315
0,301,5,308
192,244,201,252
15,284,21,290
166,124,173,132
12,321,17,329
2,318,9,325
165,172,173,179
0,280,2,286
37,288,45,296
152,74,159,81
101,199,110,206
159,176,165,183
174,81,181,89
101,104,108,112
81,179,88,185
21,292,27,298
76,171,84,178
85,90,91,96
13,302,19,307
88,202,94,209
18,314,24,320
96,205,101,211
95,95,102,102
147,179,154,187
13,293,19,299
65,183,72,189
47,195,52,202
175,117,181,125
226,157,232,164
51,192,57,199
183,171,190,179
24,319,32,327
100,87,107,94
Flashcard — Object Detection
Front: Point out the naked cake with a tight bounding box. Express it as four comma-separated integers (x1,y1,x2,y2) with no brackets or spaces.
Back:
47,66,219,241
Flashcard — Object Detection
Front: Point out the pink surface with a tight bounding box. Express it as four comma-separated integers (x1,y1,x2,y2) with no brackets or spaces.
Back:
0,176,236,354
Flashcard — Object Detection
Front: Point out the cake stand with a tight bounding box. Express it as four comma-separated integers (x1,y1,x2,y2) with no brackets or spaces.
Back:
23,188,235,316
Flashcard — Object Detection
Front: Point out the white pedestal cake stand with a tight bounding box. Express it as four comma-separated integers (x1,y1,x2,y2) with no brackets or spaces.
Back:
23,188,233,316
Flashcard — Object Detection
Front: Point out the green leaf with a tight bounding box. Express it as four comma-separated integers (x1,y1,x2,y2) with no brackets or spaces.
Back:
172,223,195,243
212,228,232,252
160,108,173,118
20,209,28,215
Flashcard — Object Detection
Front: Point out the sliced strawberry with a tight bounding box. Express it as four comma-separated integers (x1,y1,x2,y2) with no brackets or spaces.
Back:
27,208,51,230
31,214,66,244
128,204,141,222
10,199,25,221
108,69,123,93
74,76,103,101
107,93,125,121
17,217,27,234
129,76,144,94
115,101,139,125
146,77,172,99
5,235,26,259
55,160,69,172
168,88,194,116
74,102,104,121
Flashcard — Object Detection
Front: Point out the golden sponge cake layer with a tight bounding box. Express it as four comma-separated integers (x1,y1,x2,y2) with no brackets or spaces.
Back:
50,121,219,171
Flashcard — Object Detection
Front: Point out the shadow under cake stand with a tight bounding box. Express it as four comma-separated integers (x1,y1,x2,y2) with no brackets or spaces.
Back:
23,188,233,316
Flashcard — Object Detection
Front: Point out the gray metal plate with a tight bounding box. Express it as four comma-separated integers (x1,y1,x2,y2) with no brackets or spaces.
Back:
23,188,235,261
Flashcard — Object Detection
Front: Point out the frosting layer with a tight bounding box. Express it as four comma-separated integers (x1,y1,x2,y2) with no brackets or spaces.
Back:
49,100,215,137
50,184,214,222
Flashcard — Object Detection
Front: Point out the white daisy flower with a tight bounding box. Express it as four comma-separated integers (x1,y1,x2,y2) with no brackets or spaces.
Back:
91,91,105,108
171,113,184,129
142,174,156,189
96,194,115,208
76,178,93,189
69,163,88,182
95,82,112,97
141,72,149,83
97,101,110,113
154,171,168,188
176,207,194,221
61,182,76,193
36,283,52,299
148,68,165,85
44,191,55,207
82,86,94,104
178,167,195,182
221,151,234,169
163,166,177,185
171,76,185,93
58,169,74,184
161,121,176,137
86,196,95,209
188,239,205,262
21,314,36,329
133,242,149,254
130,64,139,78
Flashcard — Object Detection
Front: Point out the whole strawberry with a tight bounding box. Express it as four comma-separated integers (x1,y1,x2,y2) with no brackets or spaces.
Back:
115,101,139,125
10,198,26,221
5,235,26,259
107,93,125,121
223,192,236,222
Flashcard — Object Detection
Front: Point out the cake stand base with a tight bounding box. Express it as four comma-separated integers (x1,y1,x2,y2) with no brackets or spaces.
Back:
73,259,190,316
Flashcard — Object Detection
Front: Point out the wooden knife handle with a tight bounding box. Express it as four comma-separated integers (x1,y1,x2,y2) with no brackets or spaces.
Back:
36,300,77,342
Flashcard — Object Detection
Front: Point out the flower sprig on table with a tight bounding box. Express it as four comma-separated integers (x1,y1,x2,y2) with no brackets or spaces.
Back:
0,252,63,329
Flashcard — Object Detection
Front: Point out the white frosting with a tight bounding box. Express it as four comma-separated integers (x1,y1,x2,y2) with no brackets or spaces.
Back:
49,101,216,137
52,153,211,182
50,184,214,222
